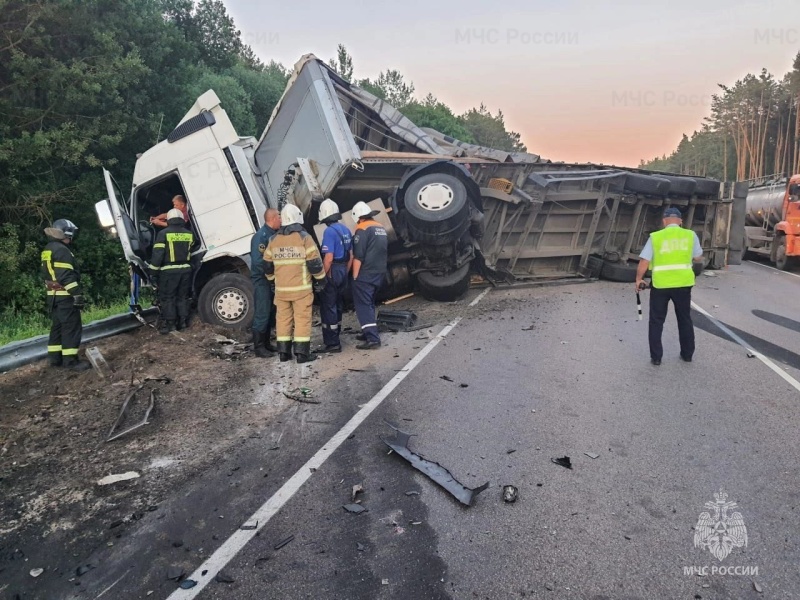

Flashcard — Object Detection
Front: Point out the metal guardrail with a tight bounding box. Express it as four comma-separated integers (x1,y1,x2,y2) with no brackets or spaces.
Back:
0,308,158,374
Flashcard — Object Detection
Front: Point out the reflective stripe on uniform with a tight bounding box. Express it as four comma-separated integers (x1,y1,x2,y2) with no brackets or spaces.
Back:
53,262,73,270
276,284,312,292
153,243,165,249
651,264,692,272
47,290,70,296
41,250,56,279
361,323,377,329
293,336,311,342
276,336,292,342
62,348,79,356
48,345,62,352
65,281,79,290
272,258,307,266
159,264,191,270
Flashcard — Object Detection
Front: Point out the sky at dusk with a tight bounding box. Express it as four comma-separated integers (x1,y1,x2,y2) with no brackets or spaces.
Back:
226,0,799,167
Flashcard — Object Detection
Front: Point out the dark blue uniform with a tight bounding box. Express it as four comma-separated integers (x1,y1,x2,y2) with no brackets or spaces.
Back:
319,222,352,348
250,223,278,334
352,219,388,345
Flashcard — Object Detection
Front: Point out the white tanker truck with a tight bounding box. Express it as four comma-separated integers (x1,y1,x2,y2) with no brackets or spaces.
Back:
743,173,800,270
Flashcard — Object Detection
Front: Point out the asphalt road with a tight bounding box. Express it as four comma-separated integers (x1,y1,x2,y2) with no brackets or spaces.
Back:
17,263,800,599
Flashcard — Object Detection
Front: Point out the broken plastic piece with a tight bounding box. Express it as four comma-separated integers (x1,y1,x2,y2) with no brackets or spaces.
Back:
97,471,140,485
215,572,234,584
356,542,365,552
179,579,197,589
377,309,417,331
585,452,600,459
283,388,320,404
75,564,93,576
351,484,363,501
405,490,420,496
440,375,454,382
502,485,518,503
86,346,112,378
382,422,489,507
343,503,367,514
106,385,156,442
30,568,44,577
273,535,294,550
166,567,185,581
551,456,572,469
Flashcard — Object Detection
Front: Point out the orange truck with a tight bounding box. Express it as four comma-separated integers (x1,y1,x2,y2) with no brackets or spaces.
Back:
743,173,800,270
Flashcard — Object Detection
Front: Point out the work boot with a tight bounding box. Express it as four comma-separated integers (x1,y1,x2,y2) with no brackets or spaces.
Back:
355,332,366,342
315,344,342,353
277,341,293,363
253,330,274,358
63,356,91,372
356,340,380,350
176,318,188,331
159,320,175,335
294,341,316,364
265,331,278,353
48,356,63,368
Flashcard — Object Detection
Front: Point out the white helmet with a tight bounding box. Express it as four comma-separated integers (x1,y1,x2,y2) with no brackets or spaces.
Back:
167,208,184,221
318,198,340,223
281,203,304,226
351,201,375,221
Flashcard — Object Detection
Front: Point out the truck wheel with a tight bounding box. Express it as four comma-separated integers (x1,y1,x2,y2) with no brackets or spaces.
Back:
403,173,471,245
198,273,254,329
775,236,797,271
622,173,671,197
693,177,722,197
600,259,638,282
414,263,471,301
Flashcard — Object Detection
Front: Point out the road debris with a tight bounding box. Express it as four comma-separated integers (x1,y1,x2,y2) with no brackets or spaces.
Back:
521,325,535,331
506,449,516,454
551,456,573,469
351,484,364,502
282,388,320,404
241,520,258,530
106,385,156,442
166,567,185,581
382,579,389,585
215,572,234,584
381,292,414,306
439,375,454,382
382,422,489,507
460,383,469,388
179,579,197,589
97,471,140,485
343,503,367,514
356,542,365,552
405,490,420,496
273,535,295,550
30,568,44,577
502,485,519,503
376,309,417,331
75,564,93,576
584,452,600,459
753,581,763,593
86,346,112,378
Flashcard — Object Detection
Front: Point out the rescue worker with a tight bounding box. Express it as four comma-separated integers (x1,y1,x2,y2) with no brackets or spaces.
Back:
41,219,90,371
151,194,189,228
150,208,194,334
263,204,327,363
635,207,704,365
250,208,281,358
316,199,353,353
351,202,388,350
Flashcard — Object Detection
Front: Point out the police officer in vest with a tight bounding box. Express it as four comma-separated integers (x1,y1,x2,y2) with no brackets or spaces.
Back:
351,202,388,350
316,199,353,353
150,208,194,334
250,207,281,357
41,219,91,371
635,207,704,365
263,204,327,363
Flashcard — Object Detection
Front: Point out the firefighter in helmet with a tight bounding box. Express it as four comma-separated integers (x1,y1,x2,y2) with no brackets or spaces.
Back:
41,219,90,371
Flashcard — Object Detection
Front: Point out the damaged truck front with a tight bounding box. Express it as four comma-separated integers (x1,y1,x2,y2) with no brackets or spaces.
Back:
97,53,734,330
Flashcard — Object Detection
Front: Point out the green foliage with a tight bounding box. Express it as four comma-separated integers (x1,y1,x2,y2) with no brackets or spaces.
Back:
328,44,354,81
402,94,475,142
186,68,256,135
460,104,527,152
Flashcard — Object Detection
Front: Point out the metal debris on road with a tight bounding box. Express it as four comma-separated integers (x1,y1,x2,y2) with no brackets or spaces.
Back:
356,542,365,552
179,579,197,589
551,456,573,469
30,568,44,577
273,535,295,550
343,503,367,514
106,385,156,442
241,520,258,530
282,388,320,404
166,567,185,581
377,309,417,331
382,422,489,507
584,452,600,459
97,471,140,485
502,485,519,503
440,375,454,382
215,572,234,584
75,564,93,576
521,325,534,331
405,490,420,496
351,484,364,502
86,346,112,378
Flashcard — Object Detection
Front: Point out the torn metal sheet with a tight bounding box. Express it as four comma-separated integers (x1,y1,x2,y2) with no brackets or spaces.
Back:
106,385,156,442
382,422,488,507
376,310,418,332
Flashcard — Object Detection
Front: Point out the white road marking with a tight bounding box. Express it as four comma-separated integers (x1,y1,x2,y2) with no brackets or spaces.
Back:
745,260,800,280
691,300,800,393
167,288,490,599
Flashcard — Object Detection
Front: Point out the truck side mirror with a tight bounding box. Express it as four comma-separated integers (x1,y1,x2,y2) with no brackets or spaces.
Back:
94,199,118,237
789,183,800,197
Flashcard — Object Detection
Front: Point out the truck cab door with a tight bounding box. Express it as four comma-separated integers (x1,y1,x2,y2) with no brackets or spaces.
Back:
102,167,147,271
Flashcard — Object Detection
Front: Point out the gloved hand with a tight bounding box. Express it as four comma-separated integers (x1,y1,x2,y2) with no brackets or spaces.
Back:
313,278,327,293
72,295,86,309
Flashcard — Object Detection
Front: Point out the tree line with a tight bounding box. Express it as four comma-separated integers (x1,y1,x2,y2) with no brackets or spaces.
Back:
641,53,800,182
0,1,524,327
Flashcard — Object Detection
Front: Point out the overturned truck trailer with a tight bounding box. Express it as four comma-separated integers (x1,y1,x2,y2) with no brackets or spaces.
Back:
99,54,734,329
258,55,732,296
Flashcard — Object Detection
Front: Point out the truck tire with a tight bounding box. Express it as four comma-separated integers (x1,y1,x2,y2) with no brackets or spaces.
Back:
775,236,797,271
198,273,254,329
693,177,722,197
415,263,471,301
403,173,471,245
622,173,671,197
600,259,638,282
659,175,697,197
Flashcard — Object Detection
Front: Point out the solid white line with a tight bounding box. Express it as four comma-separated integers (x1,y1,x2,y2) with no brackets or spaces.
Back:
168,289,490,599
691,300,800,393
745,260,800,280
